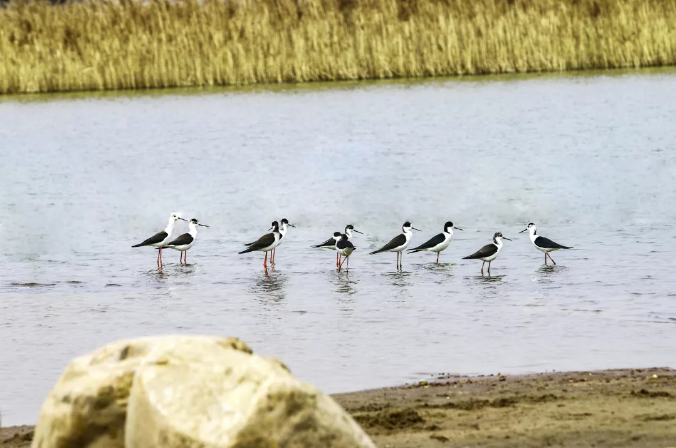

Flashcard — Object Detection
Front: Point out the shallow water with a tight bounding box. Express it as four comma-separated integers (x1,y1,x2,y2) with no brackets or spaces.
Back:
2,70,676,426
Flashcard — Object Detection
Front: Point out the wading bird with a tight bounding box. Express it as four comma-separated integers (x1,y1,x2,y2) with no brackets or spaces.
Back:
519,223,572,265
166,218,209,265
336,233,356,271
132,212,185,268
312,224,363,266
238,221,281,267
408,221,463,263
463,232,511,276
369,222,420,268
272,218,295,264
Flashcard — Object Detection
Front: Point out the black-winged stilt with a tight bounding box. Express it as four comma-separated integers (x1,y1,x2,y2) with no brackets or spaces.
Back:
462,232,511,276
336,233,356,271
132,212,186,268
408,221,463,263
312,224,363,267
369,221,420,268
166,218,209,265
519,223,572,265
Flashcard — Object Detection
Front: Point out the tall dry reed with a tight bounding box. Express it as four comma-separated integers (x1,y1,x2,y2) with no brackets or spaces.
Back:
1,0,676,94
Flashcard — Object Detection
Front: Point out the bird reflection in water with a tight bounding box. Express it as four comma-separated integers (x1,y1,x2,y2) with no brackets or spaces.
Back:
329,271,357,315
333,270,358,295
145,268,167,281
386,270,413,288
250,267,287,305
384,270,413,304
466,274,505,300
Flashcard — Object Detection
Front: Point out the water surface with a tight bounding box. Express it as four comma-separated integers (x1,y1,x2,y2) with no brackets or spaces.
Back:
2,70,676,425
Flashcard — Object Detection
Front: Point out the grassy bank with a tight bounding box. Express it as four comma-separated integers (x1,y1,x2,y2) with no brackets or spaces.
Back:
1,0,676,94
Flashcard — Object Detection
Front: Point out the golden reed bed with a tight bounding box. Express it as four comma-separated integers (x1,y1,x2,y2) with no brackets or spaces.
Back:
1,0,676,94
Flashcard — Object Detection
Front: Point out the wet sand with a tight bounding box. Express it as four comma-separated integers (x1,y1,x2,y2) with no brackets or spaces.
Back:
3,368,675,448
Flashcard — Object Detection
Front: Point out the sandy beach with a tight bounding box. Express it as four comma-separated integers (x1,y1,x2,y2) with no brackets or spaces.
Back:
3,367,675,448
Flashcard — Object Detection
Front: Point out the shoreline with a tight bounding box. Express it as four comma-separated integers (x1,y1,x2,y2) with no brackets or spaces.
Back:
3,367,675,448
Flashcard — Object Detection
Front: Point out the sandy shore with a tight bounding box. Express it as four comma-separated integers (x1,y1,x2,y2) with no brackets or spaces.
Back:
3,368,675,448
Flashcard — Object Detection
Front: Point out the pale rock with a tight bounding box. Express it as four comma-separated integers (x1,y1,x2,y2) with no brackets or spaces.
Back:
32,335,374,448
31,335,251,448
126,354,375,448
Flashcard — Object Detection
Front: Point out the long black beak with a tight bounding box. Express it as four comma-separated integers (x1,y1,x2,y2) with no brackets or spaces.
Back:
198,224,210,228
454,226,463,231
519,228,528,233
503,237,512,241
412,227,421,231
288,223,296,228
268,226,273,231
353,229,364,234
178,217,188,221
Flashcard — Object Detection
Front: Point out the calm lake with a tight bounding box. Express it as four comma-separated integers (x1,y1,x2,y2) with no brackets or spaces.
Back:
1,70,676,426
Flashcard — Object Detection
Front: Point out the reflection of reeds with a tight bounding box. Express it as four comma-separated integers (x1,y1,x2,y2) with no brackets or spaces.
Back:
1,0,675,94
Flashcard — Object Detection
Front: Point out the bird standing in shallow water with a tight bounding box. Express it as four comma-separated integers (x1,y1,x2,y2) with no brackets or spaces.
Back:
272,218,295,264
520,223,572,265
408,221,463,263
336,233,356,272
370,222,420,268
132,212,185,268
166,218,209,265
312,224,363,267
238,221,281,268
463,232,511,276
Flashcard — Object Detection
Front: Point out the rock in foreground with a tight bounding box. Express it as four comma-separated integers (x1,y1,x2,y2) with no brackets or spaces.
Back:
32,335,375,448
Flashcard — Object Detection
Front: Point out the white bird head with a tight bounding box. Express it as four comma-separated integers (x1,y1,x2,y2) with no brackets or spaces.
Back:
519,222,537,235
170,212,185,222
494,232,512,244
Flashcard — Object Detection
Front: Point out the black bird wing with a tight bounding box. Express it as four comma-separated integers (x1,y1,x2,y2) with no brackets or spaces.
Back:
462,243,498,260
312,236,337,248
409,233,445,252
370,234,406,254
132,230,168,247
167,233,193,247
239,232,275,253
337,239,355,250
534,236,571,249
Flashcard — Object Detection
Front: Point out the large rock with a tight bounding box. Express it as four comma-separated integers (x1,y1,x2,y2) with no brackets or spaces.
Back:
31,335,251,448
32,335,375,448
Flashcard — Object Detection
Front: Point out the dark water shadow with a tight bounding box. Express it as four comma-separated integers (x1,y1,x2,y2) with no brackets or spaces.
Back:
465,274,506,284
8,282,56,288
329,270,358,314
249,268,287,305
537,265,569,282
174,264,199,277
469,274,505,281
384,270,414,296
463,274,506,300
420,262,456,274
332,269,358,296
143,262,200,280
143,269,168,281
538,265,569,274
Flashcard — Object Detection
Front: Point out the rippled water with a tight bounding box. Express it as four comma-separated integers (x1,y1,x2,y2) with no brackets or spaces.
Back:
2,70,676,425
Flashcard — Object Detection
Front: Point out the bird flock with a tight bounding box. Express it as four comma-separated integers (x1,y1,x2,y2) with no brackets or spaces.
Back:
132,213,572,275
